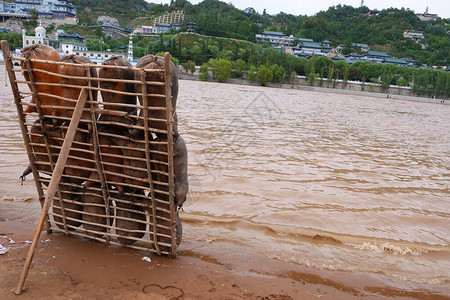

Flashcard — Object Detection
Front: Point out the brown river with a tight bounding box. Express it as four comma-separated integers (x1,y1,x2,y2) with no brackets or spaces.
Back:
1,66,449,296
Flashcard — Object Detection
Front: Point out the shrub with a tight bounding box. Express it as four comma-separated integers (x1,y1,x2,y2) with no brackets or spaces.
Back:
257,65,273,86
247,65,257,81
214,59,232,82
396,78,409,87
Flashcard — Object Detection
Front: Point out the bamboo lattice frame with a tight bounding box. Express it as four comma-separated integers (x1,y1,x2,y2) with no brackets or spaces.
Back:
1,42,178,286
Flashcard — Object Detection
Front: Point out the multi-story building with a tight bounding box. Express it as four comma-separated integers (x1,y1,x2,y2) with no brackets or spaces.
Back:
293,39,332,57
255,31,296,47
1,0,76,18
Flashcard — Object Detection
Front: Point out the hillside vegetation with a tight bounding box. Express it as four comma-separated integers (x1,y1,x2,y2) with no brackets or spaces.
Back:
70,0,448,65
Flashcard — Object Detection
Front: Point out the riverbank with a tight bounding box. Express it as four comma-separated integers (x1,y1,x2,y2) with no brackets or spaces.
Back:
0,219,384,300
2,218,448,300
178,73,449,105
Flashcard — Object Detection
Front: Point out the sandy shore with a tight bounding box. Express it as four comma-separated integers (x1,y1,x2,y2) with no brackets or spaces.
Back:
2,219,448,299
0,221,359,300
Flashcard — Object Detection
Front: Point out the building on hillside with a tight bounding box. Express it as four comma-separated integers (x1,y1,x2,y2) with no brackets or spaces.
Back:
153,10,184,26
403,30,425,42
366,50,391,62
186,21,196,33
255,31,296,47
294,41,328,56
345,52,365,62
351,43,369,52
297,38,313,43
383,57,414,67
140,23,180,35
1,0,76,18
141,25,158,34
90,25,132,39
56,31,85,43
0,1,31,20
155,23,173,34
327,52,345,60
416,7,438,21
293,39,332,57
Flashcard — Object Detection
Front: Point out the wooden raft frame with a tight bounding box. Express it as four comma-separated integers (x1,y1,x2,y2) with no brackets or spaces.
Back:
1,41,178,294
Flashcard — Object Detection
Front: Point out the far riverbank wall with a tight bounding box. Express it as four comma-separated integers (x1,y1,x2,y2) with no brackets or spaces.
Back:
179,73,449,104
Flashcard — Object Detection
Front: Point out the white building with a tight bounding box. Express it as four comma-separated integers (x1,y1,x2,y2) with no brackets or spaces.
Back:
60,41,87,55
22,24,47,47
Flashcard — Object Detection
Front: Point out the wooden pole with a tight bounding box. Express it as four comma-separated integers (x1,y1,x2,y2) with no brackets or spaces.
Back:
164,52,176,258
15,88,88,295
140,69,161,255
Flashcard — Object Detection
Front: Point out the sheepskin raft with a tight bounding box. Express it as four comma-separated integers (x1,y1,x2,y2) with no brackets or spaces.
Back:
1,41,187,294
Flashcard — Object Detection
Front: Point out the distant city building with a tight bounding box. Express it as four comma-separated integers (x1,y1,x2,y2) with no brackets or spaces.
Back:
403,30,425,42
416,7,438,21
0,0,76,19
255,31,296,47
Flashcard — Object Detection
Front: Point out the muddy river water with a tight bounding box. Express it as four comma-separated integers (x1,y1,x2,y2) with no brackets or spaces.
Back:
1,67,449,296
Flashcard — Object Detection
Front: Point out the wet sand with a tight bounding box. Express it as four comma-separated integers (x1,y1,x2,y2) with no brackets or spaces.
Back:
1,221,383,300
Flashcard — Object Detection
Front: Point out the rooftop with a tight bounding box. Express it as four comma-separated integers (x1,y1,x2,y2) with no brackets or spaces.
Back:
368,50,390,57
262,31,286,36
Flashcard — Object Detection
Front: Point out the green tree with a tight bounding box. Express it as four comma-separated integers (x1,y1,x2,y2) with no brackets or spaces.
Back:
214,59,232,82
199,63,210,81
182,60,196,74
343,67,349,87
257,65,273,86
247,65,257,81
269,64,286,83
232,59,246,78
